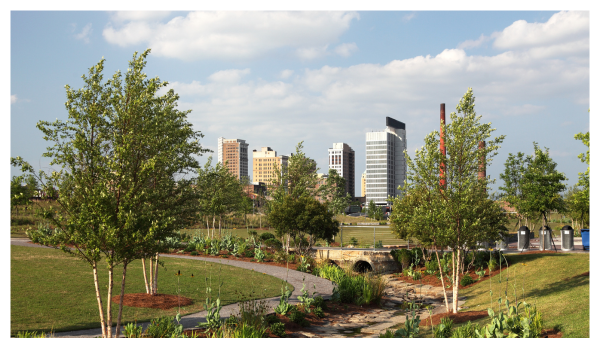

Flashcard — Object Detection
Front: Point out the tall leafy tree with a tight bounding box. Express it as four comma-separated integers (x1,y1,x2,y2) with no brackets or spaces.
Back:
10,174,38,215
520,143,568,228
389,88,508,314
319,168,351,215
499,152,536,228
569,130,589,227
268,142,338,251
12,50,207,338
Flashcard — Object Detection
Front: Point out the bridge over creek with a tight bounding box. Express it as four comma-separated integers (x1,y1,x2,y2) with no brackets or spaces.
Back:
310,248,400,273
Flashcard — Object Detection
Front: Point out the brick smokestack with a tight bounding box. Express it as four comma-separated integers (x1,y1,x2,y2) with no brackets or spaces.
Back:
478,141,486,180
440,103,446,188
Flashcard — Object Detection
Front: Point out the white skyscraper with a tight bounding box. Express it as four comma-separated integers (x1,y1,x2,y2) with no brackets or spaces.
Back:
328,143,355,198
365,117,407,206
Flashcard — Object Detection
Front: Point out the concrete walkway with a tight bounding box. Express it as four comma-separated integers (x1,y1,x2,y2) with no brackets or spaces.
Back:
11,238,335,338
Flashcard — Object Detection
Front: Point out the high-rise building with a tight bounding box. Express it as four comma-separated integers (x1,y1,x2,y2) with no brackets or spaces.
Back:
217,137,249,181
252,147,288,184
328,143,355,198
361,171,366,197
365,117,407,206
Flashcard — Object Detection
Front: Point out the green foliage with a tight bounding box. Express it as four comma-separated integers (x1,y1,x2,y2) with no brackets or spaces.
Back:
328,266,387,306
475,302,543,338
488,259,498,272
267,194,339,255
274,284,294,315
259,232,275,242
15,332,50,338
434,317,454,338
460,275,474,287
313,306,325,318
389,88,508,314
319,168,351,214
350,237,359,246
288,306,309,327
265,238,283,250
475,268,486,280
392,302,421,337
296,278,317,312
450,321,480,338
145,316,183,338
296,255,312,272
124,322,143,338
269,322,286,337
254,247,265,262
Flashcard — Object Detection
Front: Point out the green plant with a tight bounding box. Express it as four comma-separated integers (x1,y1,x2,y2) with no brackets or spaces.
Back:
264,315,280,325
265,238,283,250
374,240,384,248
350,237,359,246
16,332,51,338
124,322,143,338
297,255,311,272
210,240,220,256
488,259,498,272
460,275,474,287
434,317,453,338
392,301,421,337
269,322,286,337
313,306,325,318
450,321,479,338
288,306,309,327
274,283,294,315
254,247,265,262
145,315,183,338
400,249,412,270
297,278,317,312
475,268,486,280
190,251,198,256
273,250,288,264
198,277,223,331
313,295,326,310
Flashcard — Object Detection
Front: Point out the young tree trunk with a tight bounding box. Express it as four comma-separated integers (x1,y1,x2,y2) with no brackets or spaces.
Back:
153,253,159,294
452,249,461,313
114,262,128,338
149,257,155,295
434,249,450,313
92,263,108,338
219,215,222,237
142,258,150,294
106,267,114,338
212,216,216,239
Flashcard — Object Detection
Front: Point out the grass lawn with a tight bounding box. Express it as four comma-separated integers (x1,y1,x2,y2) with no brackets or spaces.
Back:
11,245,291,335
410,252,589,337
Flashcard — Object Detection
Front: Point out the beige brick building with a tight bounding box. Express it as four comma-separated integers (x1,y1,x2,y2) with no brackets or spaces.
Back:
361,171,366,197
252,147,288,185
218,137,249,181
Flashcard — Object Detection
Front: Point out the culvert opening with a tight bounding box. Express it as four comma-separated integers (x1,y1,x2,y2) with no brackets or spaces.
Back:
353,260,373,273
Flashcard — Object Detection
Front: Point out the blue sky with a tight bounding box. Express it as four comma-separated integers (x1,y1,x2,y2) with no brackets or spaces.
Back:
10,10,590,194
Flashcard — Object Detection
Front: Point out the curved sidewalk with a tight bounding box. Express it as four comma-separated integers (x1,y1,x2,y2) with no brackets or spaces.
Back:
11,238,335,338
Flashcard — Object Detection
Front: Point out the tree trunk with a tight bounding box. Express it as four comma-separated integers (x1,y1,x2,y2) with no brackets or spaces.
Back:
149,257,155,295
142,258,150,294
435,249,450,313
452,249,461,313
92,263,107,338
212,216,216,239
106,267,114,338
153,253,159,294
219,215,222,237
114,262,128,338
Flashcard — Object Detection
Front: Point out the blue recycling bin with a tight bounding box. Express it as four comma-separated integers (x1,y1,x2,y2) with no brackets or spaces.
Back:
581,229,589,250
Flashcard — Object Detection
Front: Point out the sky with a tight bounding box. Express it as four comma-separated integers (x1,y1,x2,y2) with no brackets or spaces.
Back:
10,10,590,195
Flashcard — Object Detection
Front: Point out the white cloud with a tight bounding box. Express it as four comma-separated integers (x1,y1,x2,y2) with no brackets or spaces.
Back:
280,70,294,79
109,11,172,23
11,95,17,104
208,69,251,84
493,11,588,52
334,43,358,57
402,13,415,22
457,34,492,50
74,23,92,43
502,104,545,116
103,11,359,61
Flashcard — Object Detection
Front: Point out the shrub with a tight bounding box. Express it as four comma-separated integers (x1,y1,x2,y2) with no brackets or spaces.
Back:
434,317,453,338
254,247,265,262
124,322,143,338
400,250,412,270
264,315,280,325
288,306,309,327
190,251,198,256
268,323,285,337
269,322,286,337
425,259,439,272
313,306,325,318
313,295,326,310
145,316,182,338
350,237,359,246
460,275,474,287
244,248,254,258
265,238,283,250
273,250,288,264
185,243,196,252
450,321,479,338
259,232,275,241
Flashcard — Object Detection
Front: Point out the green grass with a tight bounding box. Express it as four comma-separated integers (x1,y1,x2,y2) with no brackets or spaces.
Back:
386,252,589,337
11,245,292,335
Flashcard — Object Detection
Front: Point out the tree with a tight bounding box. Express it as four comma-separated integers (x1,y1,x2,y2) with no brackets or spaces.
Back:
569,130,589,227
318,168,351,215
519,143,567,228
499,152,537,229
267,142,338,252
10,174,37,215
12,50,207,338
196,156,244,238
389,88,508,314
267,195,339,255
565,185,588,229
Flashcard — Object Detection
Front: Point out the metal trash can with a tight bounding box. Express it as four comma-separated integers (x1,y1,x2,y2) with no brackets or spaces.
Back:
496,234,508,251
561,225,574,251
518,226,530,251
581,229,590,250
539,226,552,251
477,241,489,250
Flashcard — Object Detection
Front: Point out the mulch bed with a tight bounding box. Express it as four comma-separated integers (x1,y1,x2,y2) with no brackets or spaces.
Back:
422,310,489,326
111,293,193,310
391,264,510,290
167,250,300,271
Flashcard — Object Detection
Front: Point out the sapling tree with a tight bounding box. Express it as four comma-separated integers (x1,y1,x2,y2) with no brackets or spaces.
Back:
389,88,509,314
12,50,207,338
318,168,351,215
